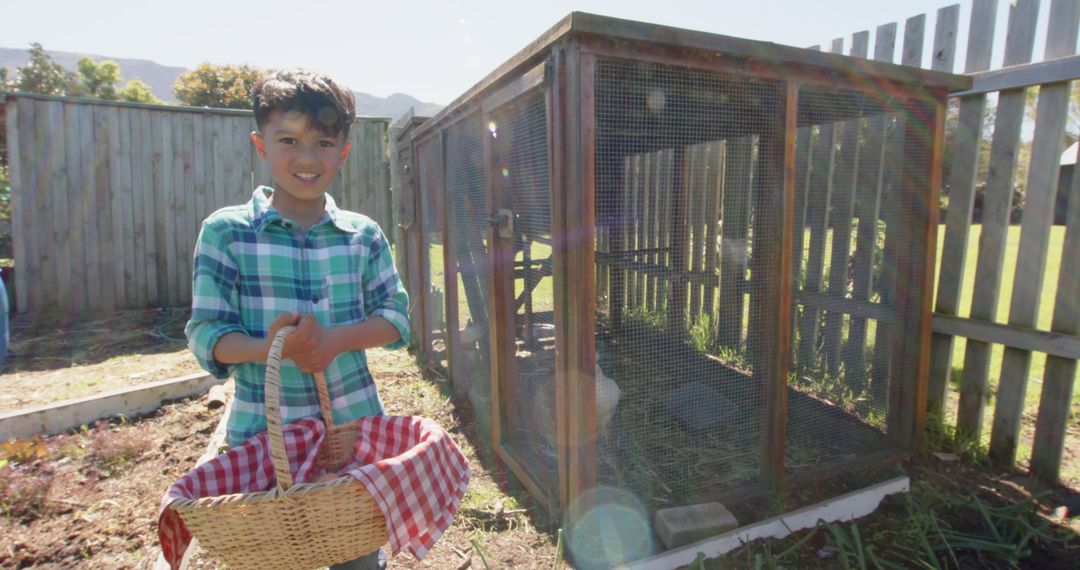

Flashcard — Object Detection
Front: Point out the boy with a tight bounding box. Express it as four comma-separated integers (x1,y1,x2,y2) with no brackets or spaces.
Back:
185,68,407,570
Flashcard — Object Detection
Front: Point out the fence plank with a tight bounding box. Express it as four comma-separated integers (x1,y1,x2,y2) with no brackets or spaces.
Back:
929,0,997,414
80,105,101,311
162,113,178,307
645,152,660,311
1031,137,1080,481
789,128,812,362
799,37,845,370
130,109,146,307
94,105,117,312
990,0,1079,466
62,102,88,312
716,138,754,351
823,116,860,376
5,100,23,313
880,15,927,439
797,116,835,370
118,108,136,306
689,146,705,320
150,111,166,306
843,24,896,387
956,0,1041,441
47,100,70,312
31,100,50,312
140,109,157,306
702,143,722,319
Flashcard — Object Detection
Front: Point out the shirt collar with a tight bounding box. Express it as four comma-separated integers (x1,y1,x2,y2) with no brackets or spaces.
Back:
250,186,359,234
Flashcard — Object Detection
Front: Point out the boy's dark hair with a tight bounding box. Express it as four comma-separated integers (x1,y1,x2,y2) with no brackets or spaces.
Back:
252,68,356,137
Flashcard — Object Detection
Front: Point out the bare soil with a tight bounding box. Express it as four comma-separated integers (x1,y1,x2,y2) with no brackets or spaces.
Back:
0,312,561,569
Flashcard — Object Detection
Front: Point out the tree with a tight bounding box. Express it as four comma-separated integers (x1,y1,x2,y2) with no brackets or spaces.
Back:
73,56,121,99
13,43,76,96
118,79,160,104
173,63,262,109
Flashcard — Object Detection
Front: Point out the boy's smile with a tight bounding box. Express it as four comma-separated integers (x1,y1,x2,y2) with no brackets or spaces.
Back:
252,109,351,225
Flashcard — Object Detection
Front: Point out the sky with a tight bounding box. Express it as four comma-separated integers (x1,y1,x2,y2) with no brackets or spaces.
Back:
1,0,1047,105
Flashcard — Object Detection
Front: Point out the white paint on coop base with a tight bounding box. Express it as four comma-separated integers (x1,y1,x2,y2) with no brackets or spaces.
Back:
619,476,910,570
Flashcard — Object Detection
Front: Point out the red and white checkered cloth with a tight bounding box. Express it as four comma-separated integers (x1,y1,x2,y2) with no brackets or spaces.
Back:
158,415,469,568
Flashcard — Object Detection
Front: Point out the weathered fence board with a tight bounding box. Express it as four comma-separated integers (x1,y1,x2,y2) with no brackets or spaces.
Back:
824,0,1080,483
4,95,391,313
928,0,996,414
989,0,1080,466
956,0,1041,440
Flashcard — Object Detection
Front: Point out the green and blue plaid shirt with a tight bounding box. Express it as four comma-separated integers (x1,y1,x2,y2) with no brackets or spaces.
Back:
185,187,409,447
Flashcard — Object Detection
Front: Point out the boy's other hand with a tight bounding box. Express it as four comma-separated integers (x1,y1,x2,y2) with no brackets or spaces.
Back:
284,314,338,373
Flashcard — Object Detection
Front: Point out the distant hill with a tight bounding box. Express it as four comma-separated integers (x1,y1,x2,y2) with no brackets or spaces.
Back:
0,46,442,120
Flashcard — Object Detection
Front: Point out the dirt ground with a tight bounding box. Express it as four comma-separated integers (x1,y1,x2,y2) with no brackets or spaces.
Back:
0,311,1078,569
0,311,561,569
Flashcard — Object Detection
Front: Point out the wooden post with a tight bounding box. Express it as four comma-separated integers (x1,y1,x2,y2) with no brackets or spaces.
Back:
551,43,597,515
753,81,795,495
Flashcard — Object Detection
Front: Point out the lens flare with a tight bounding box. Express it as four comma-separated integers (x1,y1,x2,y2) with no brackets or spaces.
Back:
566,486,654,568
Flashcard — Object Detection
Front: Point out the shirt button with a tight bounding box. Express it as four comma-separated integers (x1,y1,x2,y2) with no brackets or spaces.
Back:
311,294,320,304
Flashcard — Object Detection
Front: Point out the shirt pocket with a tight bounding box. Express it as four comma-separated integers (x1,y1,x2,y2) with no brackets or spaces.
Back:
325,272,365,325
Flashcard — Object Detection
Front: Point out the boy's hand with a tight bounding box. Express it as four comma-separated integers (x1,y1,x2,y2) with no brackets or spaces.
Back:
283,314,340,373
266,311,300,351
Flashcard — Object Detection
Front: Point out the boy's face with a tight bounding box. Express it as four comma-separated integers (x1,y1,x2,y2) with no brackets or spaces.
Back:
251,109,351,205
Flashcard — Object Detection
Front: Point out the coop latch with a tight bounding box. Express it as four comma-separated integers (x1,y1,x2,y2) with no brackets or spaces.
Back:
488,209,514,239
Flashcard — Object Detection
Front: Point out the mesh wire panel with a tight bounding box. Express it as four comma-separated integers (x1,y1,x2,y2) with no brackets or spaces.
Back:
416,137,446,365
787,85,912,473
444,114,492,422
594,58,782,508
490,92,558,494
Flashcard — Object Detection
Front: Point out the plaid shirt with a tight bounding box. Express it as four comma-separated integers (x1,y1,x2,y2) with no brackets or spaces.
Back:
185,187,410,447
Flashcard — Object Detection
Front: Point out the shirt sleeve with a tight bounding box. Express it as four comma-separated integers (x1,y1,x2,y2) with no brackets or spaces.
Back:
185,222,246,379
363,225,410,350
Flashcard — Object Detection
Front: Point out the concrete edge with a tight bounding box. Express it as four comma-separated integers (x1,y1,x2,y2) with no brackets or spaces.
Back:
622,476,911,570
0,372,222,440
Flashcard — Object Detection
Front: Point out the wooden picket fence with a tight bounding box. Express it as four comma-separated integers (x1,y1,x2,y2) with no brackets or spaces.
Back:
817,0,1079,484
3,93,391,314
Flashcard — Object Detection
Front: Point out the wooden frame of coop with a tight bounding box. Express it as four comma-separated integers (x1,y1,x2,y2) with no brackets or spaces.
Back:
399,13,970,522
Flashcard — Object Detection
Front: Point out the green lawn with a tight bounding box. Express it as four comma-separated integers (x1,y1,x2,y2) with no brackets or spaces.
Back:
932,224,1077,482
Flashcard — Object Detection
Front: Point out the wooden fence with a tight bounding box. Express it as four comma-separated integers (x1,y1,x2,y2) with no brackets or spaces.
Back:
819,0,1079,484
3,93,391,314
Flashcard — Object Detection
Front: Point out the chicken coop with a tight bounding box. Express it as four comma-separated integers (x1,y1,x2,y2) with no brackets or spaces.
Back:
402,11,968,546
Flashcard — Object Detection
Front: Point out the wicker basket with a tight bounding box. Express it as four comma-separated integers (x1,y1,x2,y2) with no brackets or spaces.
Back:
169,326,388,569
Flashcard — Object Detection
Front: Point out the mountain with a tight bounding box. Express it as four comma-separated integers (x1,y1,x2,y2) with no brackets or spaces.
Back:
0,46,185,103
0,46,443,119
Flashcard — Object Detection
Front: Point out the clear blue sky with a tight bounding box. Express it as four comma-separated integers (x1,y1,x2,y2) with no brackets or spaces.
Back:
3,0,1038,104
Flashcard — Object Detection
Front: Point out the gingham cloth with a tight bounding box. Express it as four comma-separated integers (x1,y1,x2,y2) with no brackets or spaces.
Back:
158,415,469,568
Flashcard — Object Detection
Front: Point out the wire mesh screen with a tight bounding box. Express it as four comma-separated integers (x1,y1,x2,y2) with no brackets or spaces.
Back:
489,92,558,494
593,58,783,508
788,85,915,473
416,137,446,366
444,114,492,422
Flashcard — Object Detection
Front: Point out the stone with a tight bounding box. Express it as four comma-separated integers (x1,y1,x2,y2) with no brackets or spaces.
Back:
660,382,737,434
654,502,739,549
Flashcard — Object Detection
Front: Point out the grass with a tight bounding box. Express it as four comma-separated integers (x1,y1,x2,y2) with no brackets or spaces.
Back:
932,224,1077,481
425,240,555,326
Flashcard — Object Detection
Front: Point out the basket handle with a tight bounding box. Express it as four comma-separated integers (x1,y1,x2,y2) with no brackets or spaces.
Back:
265,325,337,491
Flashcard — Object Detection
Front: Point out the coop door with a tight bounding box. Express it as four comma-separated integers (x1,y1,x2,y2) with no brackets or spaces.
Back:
483,67,560,503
